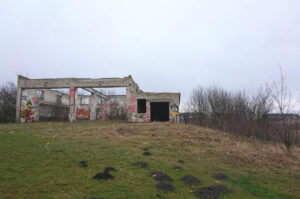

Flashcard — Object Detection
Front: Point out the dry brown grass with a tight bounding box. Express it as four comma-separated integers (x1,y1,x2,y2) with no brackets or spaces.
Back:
39,121,300,173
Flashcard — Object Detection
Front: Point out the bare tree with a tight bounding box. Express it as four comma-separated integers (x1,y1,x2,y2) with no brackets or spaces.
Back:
271,67,298,152
0,82,17,123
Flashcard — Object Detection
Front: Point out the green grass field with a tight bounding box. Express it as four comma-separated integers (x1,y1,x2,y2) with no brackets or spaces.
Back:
0,121,299,199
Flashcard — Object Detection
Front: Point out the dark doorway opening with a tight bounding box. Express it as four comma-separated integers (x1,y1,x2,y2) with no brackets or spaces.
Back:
150,102,169,122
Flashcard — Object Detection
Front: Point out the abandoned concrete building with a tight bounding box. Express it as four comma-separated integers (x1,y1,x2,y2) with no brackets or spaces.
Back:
16,75,180,123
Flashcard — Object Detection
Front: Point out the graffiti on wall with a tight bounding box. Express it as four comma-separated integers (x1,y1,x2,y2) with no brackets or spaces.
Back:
170,104,179,117
70,88,75,98
21,97,36,122
133,101,150,122
76,108,89,120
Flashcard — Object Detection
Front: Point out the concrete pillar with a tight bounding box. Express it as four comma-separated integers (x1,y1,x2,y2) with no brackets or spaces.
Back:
69,87,77,122
89,93,97,120
15,87,22,123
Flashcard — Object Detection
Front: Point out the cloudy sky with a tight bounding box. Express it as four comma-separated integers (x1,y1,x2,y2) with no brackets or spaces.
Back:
0,0,299,105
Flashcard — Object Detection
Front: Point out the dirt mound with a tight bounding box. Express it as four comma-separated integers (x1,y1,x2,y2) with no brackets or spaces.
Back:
142,148,149,151
104,167,116,172
93,167,116,180
151,171,173,182
195,185,229,199
177,160,185,164
213,173,228,181
79,161,88,168
155,182,175,192
143,151,152,156
93,172,114,180
174,166,183,171
180,175,201,185
134,161,148,168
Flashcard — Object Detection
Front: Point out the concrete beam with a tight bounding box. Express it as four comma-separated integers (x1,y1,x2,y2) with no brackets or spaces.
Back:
82,88,107,99
18,75,131,89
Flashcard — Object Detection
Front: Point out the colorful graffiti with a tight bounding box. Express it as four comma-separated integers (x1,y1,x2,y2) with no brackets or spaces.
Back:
170,104,179,117
21,98,35,122
76,109,89,116
76,108,89,120
135,113,146,119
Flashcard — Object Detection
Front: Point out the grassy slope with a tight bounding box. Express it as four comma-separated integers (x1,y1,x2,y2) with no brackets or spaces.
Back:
0,121,299,199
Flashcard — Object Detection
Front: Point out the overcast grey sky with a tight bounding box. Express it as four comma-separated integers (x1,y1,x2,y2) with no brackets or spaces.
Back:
0,0,299,105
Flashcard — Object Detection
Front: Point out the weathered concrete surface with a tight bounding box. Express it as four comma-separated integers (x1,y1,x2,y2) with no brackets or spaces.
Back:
16,75,180,123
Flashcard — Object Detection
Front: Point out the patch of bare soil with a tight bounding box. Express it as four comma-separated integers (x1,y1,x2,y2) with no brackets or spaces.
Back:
134,161,148,168
194,185,229,199
213,173,228,181
151,171,174,182
180,175,201,185
155,182,175,192
93,167,116,180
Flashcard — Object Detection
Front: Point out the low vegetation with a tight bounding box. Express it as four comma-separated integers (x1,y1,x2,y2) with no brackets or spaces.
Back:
0,121,299,199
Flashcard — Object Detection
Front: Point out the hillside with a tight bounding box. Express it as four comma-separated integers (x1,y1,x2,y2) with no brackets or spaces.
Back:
0,121,299,199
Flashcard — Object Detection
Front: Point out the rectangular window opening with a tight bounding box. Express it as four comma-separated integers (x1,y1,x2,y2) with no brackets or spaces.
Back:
37,90,44,99
57,95,62,104
137,99,146,113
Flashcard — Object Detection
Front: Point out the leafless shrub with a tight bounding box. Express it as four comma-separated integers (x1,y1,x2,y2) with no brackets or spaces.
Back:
186,84,273,140
0,82,17,123
271,67,299,152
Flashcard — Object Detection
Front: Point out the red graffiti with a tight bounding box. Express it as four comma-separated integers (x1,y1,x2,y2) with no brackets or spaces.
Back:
31,97,37,103
144,119,150,122
130,96,136,103
128,105,137,112
146,106,150,112
145,113,150,117
76,109,89,116
135,118,139,122
70,88,75,98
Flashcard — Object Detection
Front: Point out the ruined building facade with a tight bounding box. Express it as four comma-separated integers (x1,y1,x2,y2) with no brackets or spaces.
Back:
16,75,180,123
